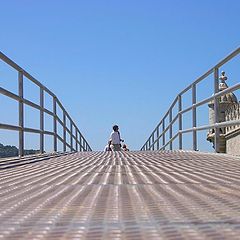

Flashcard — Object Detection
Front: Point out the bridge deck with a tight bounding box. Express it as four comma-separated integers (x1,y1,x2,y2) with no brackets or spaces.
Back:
1,151,240,239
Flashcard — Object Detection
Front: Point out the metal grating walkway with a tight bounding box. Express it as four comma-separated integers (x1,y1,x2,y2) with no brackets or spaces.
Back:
1,150,240,239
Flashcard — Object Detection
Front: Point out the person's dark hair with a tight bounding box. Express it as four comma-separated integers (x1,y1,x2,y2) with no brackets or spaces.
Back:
113,125,119,131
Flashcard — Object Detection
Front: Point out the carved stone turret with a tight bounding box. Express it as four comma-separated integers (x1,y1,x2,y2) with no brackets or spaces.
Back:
207,71,238,153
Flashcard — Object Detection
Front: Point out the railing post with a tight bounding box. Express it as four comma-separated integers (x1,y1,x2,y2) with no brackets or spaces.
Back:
40,87,44,154
80,134,82,151
152,134,155,150
192,84,197,151
77,131,81,151
156,126,159,150
18,71,24,157
83,140,86,151
75,127,78,152
70,121,73,151
63,113,66,152
214,68,220,153
178,95,183,150
53,97,57,152
169,109,173,150
162,118,165,150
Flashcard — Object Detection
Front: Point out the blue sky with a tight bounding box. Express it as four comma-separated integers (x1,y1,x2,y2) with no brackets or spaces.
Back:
0,0,240,151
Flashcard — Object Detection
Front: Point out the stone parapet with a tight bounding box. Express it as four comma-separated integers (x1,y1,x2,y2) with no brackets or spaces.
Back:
225,102,240,134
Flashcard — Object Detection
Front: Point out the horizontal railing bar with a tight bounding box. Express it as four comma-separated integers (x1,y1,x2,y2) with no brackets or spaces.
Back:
56,116,64,128
180,69,213,96
215,47,240,69
57,131,78,147
179,83,240,115
56,99,76,129
0,52,24,73
44,131,54,136
56,98,82,140
56,98,67,114
181,119,240,134
0,52,55,97
179,47,240,96
0,87,55,116
66,142,71,149
146,98,179,148
57,135,64,144
0,87,20,101
66,127,71,135
23,71,55,97
149,115,179,148
171,114,179,126
163,97,178,120
160,133,179,150
24,99,42,111
153,97,178,135
43,108,54,117
0,123,57,136
24,127,42,134
0,123,21,131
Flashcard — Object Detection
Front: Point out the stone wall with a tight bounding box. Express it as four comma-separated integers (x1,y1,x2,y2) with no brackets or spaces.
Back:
225,103,240,155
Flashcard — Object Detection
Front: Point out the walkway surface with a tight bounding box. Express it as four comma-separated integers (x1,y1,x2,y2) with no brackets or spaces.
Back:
1,150,240,239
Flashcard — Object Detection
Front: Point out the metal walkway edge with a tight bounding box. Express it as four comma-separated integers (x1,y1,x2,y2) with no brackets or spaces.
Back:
1,151,240,239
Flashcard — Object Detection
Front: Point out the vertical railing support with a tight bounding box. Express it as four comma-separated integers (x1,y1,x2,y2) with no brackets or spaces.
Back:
53,97,57,152
192,84,197,151
40,87,44,154
156,126,159,150
162,118,165,150
214,68,220,153
178,95,183,150
70,121,73,151
18,71,24,157
75,127,78,152
63,113,66,152
77,131,81,151
152,134,155,150
169,109,173,150
80,134,82,151
83,140,86,151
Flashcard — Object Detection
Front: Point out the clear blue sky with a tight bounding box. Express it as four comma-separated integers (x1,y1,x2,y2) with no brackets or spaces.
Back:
0,0,240,151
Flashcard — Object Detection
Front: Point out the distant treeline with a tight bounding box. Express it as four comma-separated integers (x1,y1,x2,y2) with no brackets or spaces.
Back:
0,143,40,158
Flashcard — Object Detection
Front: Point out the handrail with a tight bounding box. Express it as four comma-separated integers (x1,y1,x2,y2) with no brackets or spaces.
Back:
141,47,240,152
0,51,92,156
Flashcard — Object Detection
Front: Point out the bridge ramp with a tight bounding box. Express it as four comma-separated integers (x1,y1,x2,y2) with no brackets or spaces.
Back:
1,150,240,239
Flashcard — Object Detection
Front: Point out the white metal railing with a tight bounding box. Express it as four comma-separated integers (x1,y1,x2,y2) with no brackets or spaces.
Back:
141,47,240,152
0,51,92,156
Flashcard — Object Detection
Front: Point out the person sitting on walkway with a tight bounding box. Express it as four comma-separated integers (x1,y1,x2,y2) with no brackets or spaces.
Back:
109,125,124,151
122,144,129,151
104,141,112,151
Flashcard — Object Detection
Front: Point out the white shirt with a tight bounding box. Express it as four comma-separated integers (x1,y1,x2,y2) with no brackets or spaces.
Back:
110,131,121,144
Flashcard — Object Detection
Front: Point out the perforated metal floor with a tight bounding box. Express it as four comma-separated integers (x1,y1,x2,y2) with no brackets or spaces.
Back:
1,150,240,239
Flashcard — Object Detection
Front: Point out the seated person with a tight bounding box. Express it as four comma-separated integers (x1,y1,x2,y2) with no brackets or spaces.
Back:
109,125,124,151
122,144,129,151
104,141,112,151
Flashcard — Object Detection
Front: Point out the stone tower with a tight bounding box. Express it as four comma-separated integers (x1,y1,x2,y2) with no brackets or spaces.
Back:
207,71,238,153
